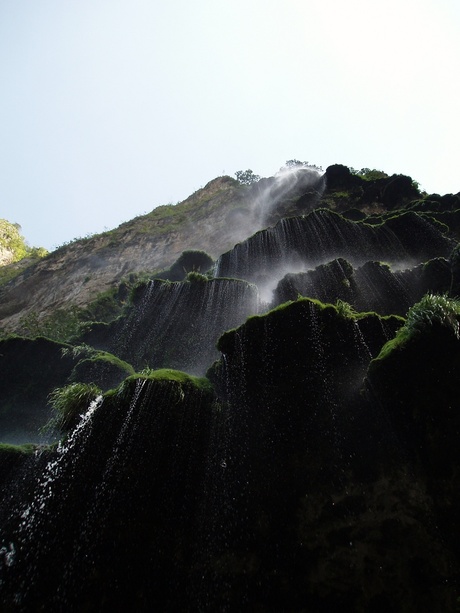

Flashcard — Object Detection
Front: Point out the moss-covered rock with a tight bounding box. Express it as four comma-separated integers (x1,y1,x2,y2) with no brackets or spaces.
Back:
78,276,259,376
0,370,215,611
365,296,460,558
70,350,135,391
216,209,454,286
202,298,456,611
274,257,453,317
157,249,214,281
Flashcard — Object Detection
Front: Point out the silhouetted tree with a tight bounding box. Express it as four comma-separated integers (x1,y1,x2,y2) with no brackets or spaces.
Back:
235,169,260,185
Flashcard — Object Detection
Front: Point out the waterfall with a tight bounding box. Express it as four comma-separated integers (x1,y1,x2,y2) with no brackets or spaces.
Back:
1,176,460,611
215,210,454,287
273,257,453,317
0,395,103,606
96,277,260,376
0,372,215,610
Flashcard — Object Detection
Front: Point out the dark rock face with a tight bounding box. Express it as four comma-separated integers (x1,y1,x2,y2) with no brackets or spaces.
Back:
0,373,215,611
325,165,420,209
80,276,259,376
0,337,79,443
273,257,453,316
203,300,458,611
381,174,418,207
216,210,454,288
365,322,460,555
7,302,459,612
325,163,361,189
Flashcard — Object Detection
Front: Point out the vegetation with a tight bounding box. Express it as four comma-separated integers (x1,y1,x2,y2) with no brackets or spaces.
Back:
334,299,359,319
167,250,214,280
16,276,141,343
283,159,323,172
404,293,460,338
0,220,48,286
47,382,102,432
0,220,28,263
350,168,389,181
375,294,460,361
186,271,208,283
235,169,261,185
18,307,83,342
0,219,48,264
113,368,214,405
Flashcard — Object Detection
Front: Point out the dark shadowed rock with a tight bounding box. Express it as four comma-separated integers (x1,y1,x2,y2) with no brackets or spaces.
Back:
0,337,80,443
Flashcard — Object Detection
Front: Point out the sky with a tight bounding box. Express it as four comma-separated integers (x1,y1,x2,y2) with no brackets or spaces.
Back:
0,0,459,252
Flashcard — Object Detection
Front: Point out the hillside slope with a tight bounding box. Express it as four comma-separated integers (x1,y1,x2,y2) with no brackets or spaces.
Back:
1,163,458,335
0,170,324,332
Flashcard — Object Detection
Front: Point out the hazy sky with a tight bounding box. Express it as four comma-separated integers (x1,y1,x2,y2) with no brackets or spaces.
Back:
1,0,459,251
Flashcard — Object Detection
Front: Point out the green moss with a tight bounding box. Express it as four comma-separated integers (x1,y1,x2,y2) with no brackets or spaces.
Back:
186,271,209,283
218,297,342,353
124,368,213,393
87,351,134,375
0,442,36,455
104,369,214,412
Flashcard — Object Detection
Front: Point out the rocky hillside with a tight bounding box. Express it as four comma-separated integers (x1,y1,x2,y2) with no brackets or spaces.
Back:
0,169,324,332
0,163,458,335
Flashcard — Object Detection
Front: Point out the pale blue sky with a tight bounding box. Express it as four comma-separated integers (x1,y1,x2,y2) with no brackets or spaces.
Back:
1,0,459,251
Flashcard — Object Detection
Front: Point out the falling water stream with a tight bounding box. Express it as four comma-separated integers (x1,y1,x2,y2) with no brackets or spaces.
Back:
0,199,457,610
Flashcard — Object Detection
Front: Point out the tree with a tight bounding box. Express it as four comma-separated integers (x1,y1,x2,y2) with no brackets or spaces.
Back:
168,250,214,281
351,168,389,181
283,160,323,172
235,169,260,185
0,219,48,266
285,159,309,168
0,219,28,264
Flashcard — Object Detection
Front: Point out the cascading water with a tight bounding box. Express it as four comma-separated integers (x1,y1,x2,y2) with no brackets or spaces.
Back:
1,170,460,611
215,209,454,287
273,256,454,317
0,372,215,610
87,276,260,376
0,394,103,606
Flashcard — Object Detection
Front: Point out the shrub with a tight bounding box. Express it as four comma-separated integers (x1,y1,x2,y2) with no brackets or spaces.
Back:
376,294,460,361
168,250,214,280
335,299,358,319
404,293,460,339
186,271,208,283
0,219,28,263
47,382,102,432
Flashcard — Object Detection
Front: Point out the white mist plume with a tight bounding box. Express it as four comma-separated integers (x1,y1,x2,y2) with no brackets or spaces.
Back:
251,164,325,230
215,164,326,256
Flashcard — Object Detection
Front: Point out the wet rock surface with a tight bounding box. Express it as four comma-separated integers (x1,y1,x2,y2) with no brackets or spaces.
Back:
1,165,460,611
